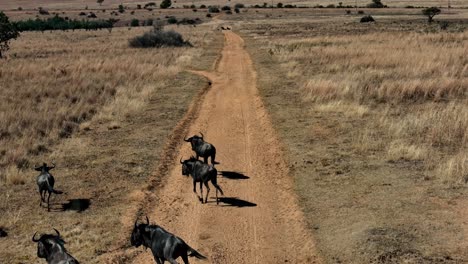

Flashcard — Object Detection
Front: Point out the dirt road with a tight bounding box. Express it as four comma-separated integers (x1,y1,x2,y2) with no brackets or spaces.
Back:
128,31,320,264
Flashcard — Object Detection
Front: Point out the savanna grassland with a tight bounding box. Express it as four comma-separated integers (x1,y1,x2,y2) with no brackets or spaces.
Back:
227,7,468,263
0,23,223,263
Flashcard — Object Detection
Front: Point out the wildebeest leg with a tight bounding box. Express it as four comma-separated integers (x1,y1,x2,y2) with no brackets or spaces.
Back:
211,153,216,165
200,182,203,203
181,253,189,264
204,181,210,203
39,191,43,206
193,180,201,202
47,191,51,212
167,258,178,264
153,256,163,264
203,156,208,164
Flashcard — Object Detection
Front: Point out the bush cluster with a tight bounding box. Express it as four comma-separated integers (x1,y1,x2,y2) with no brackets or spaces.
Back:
129,27,191,48
13,15,116,31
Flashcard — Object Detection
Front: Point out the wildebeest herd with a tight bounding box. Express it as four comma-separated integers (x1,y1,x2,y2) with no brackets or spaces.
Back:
32,132,221,263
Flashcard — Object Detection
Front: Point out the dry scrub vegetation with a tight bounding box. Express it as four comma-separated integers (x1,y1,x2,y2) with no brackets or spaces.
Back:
0,26,206,186
271,32,468,184
238,8,468,263
0,24,222,263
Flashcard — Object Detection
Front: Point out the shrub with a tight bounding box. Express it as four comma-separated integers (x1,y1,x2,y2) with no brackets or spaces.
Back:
277,3,283,8
131,18,139,26
129,28,191,48
144,2,156,8
137,4,142,9
200,4,206,8
18,7,23,11
358,10,365,14
346,10,351,14
206,13,212,17
167,16,177,24
326,4,335,8
284,4,296,8
221,6,231,11
234,3,245,8
405,5,415,8
208,6,220,13
79,12,87,16
234,8,240,13
88,12,97,18
190,4,196,8
145,18,154,26
118,4,125,13
439,21,449,30
38,7,49,15
360,15,375,22
225,10,232,14
160,0,172,9
367,0,384,8
0,12,20,58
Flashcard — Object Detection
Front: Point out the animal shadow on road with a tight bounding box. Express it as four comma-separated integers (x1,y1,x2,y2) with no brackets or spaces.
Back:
61,199,91,212
217,197,257,207
219,171,250,180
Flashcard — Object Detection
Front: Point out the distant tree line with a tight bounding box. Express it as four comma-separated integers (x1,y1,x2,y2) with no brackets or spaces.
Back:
13,15,117,32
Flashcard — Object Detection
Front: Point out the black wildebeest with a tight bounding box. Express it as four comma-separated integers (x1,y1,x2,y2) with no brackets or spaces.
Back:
180,157,224,204
184,132,218,165
32,229,79,264
131,216,206,264
35,163,63,211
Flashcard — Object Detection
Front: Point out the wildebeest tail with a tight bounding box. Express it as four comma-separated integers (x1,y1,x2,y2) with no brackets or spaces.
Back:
187,246,207,259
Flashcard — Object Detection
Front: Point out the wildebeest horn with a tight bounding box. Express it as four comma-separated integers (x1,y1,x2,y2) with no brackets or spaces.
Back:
146,216,149,225
53,228,60,237
32,232,40,242
180,158,184,164
199,132,204,139
183,136,190,142
134,219,138,227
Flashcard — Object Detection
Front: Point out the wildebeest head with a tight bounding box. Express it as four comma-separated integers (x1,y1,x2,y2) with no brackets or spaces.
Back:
34,162,56,173
183,132,205,148
32,229,65,259
131,216,150,248
180,157,198,176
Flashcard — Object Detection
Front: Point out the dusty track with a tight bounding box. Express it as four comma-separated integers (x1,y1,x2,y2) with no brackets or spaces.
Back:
128,31,320,264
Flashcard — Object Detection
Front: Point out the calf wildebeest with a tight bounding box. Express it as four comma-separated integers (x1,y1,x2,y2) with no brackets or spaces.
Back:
180,157,224,204
183,132,218,165
131,216,206,264
35,163,63,211
32,229,79,264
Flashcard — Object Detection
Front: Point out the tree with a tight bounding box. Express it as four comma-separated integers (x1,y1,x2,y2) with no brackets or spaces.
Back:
367,0,384,8
0,12,20,58
160,0,172,9
118,4,125,13
97,0,104,6
422,7,441,23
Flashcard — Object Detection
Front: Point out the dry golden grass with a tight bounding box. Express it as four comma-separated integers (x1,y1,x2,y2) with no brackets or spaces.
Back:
0,25,213,186
266,30,468,183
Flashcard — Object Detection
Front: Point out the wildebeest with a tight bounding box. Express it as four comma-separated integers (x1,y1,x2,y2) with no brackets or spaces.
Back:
35,163,63,211
131,216,206,264
32,229,79,264
183,132,218,165
180,157,224,204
